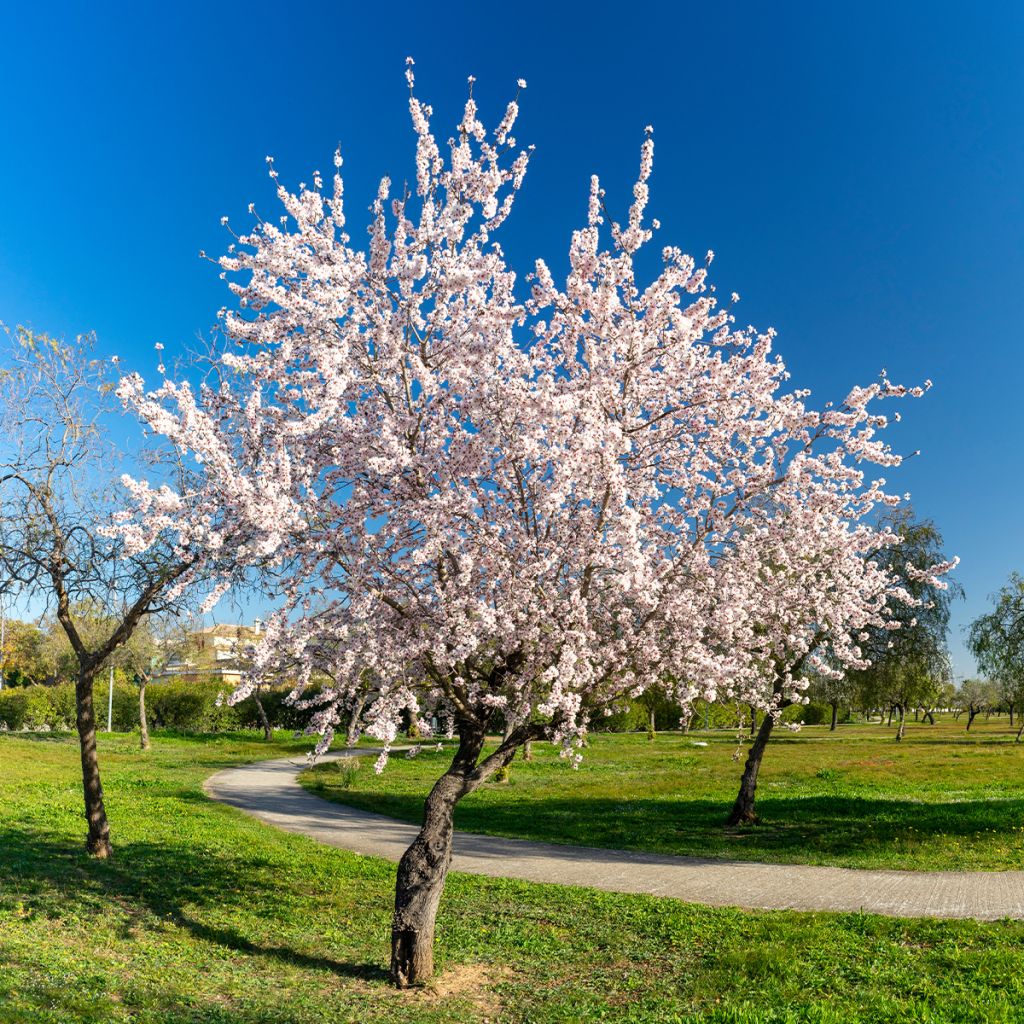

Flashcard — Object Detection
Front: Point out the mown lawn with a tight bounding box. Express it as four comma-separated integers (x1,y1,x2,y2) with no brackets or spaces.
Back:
5,730,1024,1023
302,717,1024,871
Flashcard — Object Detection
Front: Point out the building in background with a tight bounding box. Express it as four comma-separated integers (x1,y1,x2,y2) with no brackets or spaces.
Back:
159,621,263,685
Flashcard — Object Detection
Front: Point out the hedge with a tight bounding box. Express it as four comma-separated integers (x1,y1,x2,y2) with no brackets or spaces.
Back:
0,680,309,734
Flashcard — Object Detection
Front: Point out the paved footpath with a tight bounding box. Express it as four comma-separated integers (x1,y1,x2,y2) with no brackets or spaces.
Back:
205,751,1024,921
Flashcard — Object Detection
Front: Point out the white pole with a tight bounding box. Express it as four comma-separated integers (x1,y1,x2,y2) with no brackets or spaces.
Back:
107,665,114,733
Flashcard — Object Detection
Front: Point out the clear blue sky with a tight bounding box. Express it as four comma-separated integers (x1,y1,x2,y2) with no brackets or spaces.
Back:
2,1,1022,675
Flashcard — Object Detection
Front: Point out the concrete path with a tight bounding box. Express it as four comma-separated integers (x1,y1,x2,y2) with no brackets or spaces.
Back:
204,751,1024,921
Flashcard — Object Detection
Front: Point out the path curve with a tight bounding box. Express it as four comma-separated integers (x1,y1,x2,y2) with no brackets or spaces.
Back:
204,751,1024,921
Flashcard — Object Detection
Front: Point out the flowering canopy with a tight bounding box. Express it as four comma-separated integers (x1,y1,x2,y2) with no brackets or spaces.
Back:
115,64,953,765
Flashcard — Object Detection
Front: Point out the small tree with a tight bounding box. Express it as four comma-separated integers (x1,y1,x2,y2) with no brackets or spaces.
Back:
0,330,199,856
968,574,1024,740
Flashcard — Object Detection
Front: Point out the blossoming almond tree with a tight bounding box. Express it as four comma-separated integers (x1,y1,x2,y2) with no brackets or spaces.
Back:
115,64,948,984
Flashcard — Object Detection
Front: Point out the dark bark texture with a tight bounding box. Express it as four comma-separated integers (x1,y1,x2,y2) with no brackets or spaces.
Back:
727,711,776,825
75,671,112,857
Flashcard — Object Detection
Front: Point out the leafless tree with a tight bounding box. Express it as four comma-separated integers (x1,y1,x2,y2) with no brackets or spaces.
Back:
0,328,195,856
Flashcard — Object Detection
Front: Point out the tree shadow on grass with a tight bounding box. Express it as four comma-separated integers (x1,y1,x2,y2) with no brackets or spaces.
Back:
0,824,390,983
323,787,1024,867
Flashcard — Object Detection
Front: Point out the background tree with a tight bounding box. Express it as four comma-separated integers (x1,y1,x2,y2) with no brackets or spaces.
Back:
968,573,1024,739
0,329,200,856
847,512,960,741
116,69,948,984
955,678,998,732
0,618,48,686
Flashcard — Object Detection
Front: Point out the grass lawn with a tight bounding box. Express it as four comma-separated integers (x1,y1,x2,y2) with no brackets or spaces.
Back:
301,717,1024,871
5,731,1024,1022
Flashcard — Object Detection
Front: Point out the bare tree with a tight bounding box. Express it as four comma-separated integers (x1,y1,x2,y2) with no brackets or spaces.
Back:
0,329,195,856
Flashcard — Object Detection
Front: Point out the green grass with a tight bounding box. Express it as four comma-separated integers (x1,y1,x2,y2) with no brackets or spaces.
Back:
302,717,1024,871
6,730,1024,1022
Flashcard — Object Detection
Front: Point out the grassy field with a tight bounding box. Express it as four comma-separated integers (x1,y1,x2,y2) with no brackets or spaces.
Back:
6,730,1024,1022
302,717,1024,871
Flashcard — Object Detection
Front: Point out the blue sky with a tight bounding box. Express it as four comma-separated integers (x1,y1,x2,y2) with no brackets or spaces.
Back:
2,1,1022,675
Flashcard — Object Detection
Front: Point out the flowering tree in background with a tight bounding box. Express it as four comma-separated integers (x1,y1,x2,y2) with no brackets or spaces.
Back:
115,64,949,984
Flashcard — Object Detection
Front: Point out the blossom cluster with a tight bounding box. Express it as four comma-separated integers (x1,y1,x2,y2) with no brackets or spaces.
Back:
113,69,953,767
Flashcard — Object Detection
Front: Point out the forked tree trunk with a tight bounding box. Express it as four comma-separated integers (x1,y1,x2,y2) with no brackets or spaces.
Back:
830,702,838,731
922,707,935,725
727,711,776,825
895,704,906,742
967,707,978,731
391,726,517,987
139,675,150,751
75,670,112,858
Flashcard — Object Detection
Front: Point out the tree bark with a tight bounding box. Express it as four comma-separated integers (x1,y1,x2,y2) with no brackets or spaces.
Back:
252,689,272,741
727,711,776,825
967,707,977,731
139,675,150,752
895,704,906,742
523,738,533,762
391,724,512,987
1011,703,1015,727
1016,718,1024,743
887,706,893,727
648,707,656,740
75,671,112,858
749,705,757,738
830,702,838,731
345,693,367,748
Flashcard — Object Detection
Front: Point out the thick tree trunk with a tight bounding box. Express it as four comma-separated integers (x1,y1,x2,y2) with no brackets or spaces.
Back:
139,676,150,752
391,726,505,987
75,671,112,858
830,702,838,731
252,689,272,741
523,738,533,761
727,711,776,825
895,704,906,742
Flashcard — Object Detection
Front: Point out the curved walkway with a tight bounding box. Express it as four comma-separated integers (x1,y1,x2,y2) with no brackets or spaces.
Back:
204,751,1024,921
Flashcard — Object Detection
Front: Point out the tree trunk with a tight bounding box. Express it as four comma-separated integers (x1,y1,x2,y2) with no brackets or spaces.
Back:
523,738,533,762
253,689,272,741
1016,718,1024,743
967,707,977,731
895,704,906,742
345,693,367,748
830,702,838,731
648,707,656,740
391,725,512,987
749,705,757,738
727,711,776,825
887,707,893,727
75,670,112,858
139,675,150,752
1011,703,1015,727
922,707,935,725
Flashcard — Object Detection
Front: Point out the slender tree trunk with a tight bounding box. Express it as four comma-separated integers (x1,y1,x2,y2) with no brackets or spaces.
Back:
75,670,112,858
830,702,838,731
345,693,367,748
887,706,893,727
523,738,533,761
252,689,272,741
749,705,757,738
922,707,935,725
727,712,776,825
648,707,656,740
391,725,516,987
967,707,977,731
914,707,919,722
1016,718,1024,743
1011,703,1015,727
139,676,150,752
895,704,906,742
